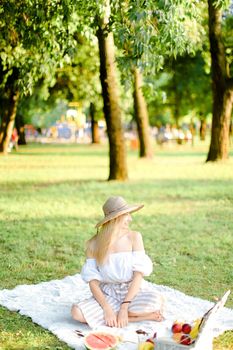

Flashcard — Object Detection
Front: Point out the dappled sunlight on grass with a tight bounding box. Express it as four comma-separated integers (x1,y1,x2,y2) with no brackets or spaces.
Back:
0,306,71,350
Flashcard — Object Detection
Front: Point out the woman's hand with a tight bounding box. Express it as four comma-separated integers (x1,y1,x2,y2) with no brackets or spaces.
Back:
103,304,117,327
117,305,129,327
89,280,117,327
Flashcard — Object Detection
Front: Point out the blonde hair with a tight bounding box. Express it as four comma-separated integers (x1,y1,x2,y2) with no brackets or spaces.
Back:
86,214,128,265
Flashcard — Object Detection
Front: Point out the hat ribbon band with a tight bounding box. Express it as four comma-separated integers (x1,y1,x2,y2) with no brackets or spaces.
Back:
105,204,128,216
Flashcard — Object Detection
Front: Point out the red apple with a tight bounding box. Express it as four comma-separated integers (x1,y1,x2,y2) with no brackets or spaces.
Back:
182,323,192,334
171,322,183,333
180,334,192,345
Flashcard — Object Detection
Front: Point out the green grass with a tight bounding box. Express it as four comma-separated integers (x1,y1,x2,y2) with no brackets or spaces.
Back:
0,139,233,349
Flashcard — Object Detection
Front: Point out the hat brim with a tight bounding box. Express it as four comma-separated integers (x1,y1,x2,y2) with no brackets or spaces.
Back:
95,204,144,228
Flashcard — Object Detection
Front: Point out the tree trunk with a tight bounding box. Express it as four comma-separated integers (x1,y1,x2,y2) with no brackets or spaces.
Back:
206,0,233,161
200,119,207,141
172,65,181,128
133,67,153,158
96,0,128,180
0,89,20,154
174,103,180,128
15,113,27,145
190,119,195,147
90,102,100,144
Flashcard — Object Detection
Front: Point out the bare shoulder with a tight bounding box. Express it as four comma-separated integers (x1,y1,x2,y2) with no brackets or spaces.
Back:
129,231,144,251
129,231,142,241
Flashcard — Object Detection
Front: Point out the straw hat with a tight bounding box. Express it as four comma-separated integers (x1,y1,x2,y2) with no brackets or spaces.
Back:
95,196,144,228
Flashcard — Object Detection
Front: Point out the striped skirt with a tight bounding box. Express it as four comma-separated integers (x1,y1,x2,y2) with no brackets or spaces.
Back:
75,280,164,328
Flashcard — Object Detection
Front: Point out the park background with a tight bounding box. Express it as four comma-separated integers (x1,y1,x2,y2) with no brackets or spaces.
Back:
0,0,233,349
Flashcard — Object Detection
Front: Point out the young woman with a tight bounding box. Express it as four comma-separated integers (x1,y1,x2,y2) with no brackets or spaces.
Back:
71,196,164,328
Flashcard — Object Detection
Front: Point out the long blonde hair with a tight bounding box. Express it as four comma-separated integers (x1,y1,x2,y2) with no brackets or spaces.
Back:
86,214,128,265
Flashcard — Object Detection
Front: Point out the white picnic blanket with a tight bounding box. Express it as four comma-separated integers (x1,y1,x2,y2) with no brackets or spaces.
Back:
0,274,232,350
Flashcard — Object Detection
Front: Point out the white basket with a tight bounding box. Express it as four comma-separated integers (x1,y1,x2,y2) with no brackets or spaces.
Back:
154,290,230,350
155,337,213,350
155,339,194,350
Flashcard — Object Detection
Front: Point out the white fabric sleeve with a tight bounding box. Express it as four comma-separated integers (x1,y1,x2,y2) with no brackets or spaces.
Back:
132,250,153,276
81,258,103,283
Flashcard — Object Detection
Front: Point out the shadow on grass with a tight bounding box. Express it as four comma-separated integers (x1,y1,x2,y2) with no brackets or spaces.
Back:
11,143,108,157
0,178,107,191
155,151,207,157
1,178,233,202
14,151,108,157
10,141,233,158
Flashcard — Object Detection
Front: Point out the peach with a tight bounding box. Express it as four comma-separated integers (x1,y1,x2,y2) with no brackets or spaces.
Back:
172,332,183,343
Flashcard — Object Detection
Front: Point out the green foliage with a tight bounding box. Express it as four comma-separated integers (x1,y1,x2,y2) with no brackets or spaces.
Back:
52,36,103,117
140,53,212,126
0,0,77,95
113,0,205,75
112,0,208,122
18,36,104,128
29,99,68,128
71,0,205,77
223,8,233,75
15,81,68,128
213,0,231,9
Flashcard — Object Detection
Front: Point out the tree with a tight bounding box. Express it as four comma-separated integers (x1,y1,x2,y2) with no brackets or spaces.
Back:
89,103,100,143
0,71,19,153
15,112,27,145
0,0,77,154
207,0,233,161
96,0,128,180
73,0,128,180
114,0,204,154
112,1,154,158
133,67,153,157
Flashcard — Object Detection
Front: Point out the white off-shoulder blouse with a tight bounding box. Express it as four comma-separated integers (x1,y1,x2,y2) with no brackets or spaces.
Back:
81,250,153,284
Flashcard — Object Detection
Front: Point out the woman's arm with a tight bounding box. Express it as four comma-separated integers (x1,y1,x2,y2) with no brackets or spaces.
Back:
89,279,117,327
124,231,145,301
85,240,117,327
117,232,145,327
123,270,144,301
117,271,143,327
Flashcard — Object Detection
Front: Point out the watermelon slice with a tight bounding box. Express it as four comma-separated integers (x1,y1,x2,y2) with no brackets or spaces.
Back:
84,331,119,350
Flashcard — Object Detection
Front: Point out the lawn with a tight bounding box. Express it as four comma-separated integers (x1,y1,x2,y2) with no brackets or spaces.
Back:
0,139,233,350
